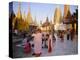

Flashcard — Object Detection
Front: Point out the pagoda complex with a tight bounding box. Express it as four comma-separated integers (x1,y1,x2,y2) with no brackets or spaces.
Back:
12,2,38,33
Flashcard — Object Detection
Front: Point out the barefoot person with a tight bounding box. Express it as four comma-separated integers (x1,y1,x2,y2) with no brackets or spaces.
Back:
32,28,42,57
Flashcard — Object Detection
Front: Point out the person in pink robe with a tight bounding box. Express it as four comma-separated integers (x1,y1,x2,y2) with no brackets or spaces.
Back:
32,29,42,57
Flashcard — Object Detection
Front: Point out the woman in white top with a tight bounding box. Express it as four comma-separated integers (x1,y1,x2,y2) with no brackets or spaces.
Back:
32,28,42,57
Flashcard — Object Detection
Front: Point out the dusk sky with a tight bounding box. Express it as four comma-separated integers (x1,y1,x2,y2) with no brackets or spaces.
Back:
13,1,78,24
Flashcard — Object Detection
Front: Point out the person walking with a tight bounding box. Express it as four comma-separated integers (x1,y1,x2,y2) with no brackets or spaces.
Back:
32,28,42,57
60,31,64,42
67,29,70,40
48,33,53,53
52,34,56,42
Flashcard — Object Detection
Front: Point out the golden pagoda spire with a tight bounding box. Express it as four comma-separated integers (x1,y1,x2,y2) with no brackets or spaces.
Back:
54,7,62,24
23,11,26,21
16,2,22,19
26,2,33,25
54,7,62,30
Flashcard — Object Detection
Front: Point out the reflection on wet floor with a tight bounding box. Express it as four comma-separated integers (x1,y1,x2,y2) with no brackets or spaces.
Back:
13,34,78,58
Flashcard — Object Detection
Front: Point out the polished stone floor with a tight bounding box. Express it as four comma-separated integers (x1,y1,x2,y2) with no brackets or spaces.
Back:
13,33,78,58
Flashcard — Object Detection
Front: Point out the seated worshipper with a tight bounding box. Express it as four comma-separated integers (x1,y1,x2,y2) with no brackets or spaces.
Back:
24,39,31,54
